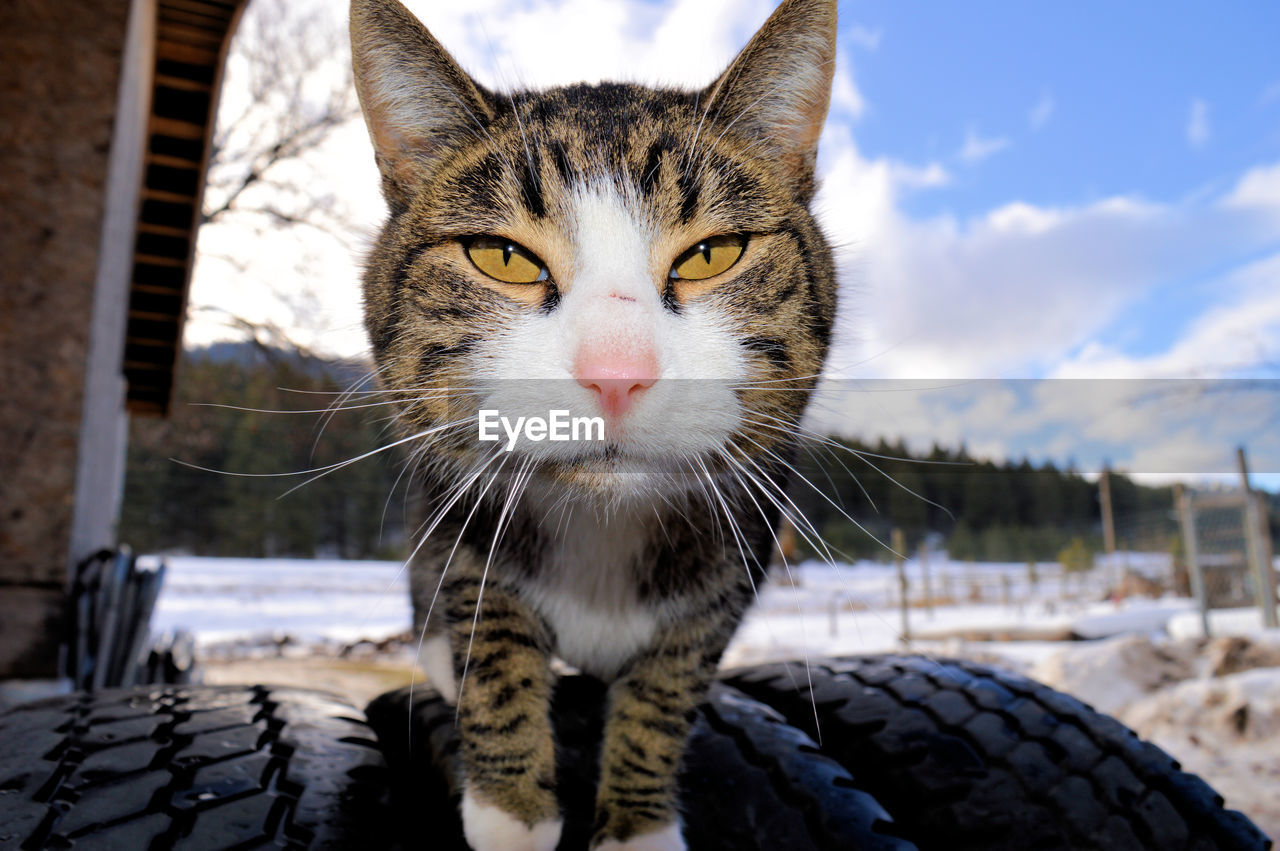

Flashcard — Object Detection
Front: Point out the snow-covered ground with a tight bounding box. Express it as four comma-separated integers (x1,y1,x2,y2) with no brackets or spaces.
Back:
151,554,1197,659
149,555,411,646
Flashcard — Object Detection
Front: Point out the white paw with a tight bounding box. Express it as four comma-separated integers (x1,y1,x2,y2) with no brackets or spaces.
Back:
596,821,686,851
461,788,563,851
419,633,458,704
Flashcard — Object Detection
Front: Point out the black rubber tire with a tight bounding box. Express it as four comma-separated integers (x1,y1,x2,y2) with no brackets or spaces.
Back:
724,655,1274,851
0,685,392,850
365,674,917,851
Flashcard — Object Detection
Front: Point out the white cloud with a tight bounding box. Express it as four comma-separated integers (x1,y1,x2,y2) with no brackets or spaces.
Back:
1222,160,1280,212
1187,98,1210,148
1028,92,1054,131
958,126,1010,164
889,161,951,190
406,0,777,91
817,123,1280,381
846,25,882,52
1051,251,1280,379
830,49,866,119
1260,81,1280,105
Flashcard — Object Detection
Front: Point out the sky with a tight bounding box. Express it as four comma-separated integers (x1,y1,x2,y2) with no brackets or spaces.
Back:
186,0,1280,480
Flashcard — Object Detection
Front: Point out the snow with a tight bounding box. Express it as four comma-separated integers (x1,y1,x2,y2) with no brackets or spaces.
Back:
721,559,1201,670
1027,634,1196,714
150,556,411,646
146,554,1220,661
1168,606,1278,640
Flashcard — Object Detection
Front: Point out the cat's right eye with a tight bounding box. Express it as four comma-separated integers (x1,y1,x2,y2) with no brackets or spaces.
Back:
466,237,548,284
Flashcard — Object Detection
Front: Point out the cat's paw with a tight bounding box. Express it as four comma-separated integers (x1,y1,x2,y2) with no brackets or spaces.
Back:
419,633,458,704
461,789,562,851
595,822,686,851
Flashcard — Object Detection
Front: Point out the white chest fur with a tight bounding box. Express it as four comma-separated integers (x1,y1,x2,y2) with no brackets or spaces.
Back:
520,505,659,680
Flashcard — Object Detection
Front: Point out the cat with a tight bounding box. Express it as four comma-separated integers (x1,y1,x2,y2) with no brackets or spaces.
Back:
349,0,838,848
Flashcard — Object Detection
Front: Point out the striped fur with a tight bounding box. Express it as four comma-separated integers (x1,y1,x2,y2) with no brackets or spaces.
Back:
351,0,837,847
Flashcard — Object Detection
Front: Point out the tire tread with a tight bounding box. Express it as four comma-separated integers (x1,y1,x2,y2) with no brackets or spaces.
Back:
724,655,1272,851
0,685,390,850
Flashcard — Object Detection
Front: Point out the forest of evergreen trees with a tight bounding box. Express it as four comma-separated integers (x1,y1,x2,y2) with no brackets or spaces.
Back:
120,346,1276,563
787,439,1174,562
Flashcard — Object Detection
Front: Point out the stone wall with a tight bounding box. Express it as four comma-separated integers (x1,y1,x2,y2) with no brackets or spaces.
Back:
0,0,133,676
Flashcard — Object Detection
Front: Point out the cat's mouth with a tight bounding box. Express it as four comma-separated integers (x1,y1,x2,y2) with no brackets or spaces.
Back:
512,443,721,500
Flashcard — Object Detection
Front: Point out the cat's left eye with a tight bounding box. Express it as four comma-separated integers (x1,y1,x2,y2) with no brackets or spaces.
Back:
670,234,747,281
466,237,549,284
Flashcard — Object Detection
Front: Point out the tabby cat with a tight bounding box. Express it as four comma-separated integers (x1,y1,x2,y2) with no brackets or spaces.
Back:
350,0,838,847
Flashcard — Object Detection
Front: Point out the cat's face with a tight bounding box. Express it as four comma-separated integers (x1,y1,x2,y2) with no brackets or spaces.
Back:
352,0,837,504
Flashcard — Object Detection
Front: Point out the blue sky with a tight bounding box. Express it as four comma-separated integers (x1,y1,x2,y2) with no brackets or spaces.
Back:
846,3,1280,219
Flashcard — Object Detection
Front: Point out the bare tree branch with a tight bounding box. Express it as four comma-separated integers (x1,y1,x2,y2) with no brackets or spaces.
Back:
192,0,364,354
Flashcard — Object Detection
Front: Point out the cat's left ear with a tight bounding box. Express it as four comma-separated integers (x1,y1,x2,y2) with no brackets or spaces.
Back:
702,0,836,202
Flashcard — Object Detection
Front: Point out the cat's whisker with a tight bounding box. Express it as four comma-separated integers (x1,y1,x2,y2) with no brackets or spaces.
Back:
716,453,823,743
328,445,496,670
729,372,827,388
737,415,878,509
186,391,457,417
274,418,478,500
688,452,817,730
745,415,879,511
171,419,462,482
732,429,898,560
724,442,956,671
310,362,391,444
689,455,756,593
456,454,537,715
408,448,511,746
718,445,841,569
739,414,959,523
273,384,463,396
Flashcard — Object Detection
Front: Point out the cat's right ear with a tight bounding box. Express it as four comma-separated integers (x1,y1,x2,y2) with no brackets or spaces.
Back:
350,0,493,212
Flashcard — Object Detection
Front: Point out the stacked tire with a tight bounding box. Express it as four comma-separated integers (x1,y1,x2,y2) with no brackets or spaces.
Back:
0,657,1271,850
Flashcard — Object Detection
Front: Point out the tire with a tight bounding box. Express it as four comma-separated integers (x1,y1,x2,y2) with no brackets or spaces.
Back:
723,655,1274,851
0,685,392,850
365,675,916,851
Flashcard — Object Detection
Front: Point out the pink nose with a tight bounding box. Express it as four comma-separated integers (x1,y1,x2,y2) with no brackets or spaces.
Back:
575,353,658,419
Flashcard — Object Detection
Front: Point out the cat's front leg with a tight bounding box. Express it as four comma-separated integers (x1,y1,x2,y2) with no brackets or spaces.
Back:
443,574,561,851
591,618,733,850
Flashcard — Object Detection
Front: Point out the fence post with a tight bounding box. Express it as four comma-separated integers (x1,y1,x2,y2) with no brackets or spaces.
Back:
1258,491,1279,627
893,528,909,646
920,539,933,618
1177,489,1210,638
1099,464,1117,556
1245,493,1279,629
1238,447,1279,629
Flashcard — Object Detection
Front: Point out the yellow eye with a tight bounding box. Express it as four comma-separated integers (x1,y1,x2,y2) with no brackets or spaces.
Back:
466,237,548,284
670,234,746,281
